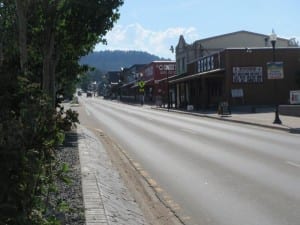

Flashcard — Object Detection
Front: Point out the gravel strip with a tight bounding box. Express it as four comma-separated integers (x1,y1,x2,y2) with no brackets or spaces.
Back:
54,130,85,225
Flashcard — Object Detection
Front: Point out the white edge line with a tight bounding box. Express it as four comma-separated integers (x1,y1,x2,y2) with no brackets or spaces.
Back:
181,128,197,135
286,161,300,168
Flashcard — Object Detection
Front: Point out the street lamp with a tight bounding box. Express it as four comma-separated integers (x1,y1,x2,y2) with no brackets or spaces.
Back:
167,45,175,111
270,30,282,124
270,31,276,61
167,67,170,111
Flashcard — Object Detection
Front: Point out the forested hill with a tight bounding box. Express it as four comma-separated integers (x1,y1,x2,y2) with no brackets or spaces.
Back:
80,50,168,72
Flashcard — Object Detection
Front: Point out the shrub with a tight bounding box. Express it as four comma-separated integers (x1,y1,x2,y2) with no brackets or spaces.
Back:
0,78,78,225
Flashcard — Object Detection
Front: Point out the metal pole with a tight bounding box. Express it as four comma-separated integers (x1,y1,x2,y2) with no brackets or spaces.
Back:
271,41,276,62
167,73,169,111
271,40,282,124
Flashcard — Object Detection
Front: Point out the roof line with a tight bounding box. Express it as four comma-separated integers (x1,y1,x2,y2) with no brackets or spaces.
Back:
190,30,290,46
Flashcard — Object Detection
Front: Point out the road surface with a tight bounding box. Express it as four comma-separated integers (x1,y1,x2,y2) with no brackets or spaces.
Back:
77,97,300,225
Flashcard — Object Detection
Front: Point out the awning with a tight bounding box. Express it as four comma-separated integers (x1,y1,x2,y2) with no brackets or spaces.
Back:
155,74,180,84
169,68,225,83
131,83,138,88
144,79,154,85
121,80,135,88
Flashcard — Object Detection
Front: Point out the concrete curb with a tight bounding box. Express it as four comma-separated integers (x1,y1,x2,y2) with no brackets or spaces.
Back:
151,107,297,133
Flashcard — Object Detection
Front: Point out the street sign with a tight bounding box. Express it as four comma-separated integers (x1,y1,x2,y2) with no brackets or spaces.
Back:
138,81,145,88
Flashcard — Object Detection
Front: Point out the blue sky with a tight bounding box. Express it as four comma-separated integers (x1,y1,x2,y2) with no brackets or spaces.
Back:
95,0,300,59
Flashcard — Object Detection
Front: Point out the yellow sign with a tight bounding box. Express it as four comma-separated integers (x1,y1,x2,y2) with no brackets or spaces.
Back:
138,81,145,88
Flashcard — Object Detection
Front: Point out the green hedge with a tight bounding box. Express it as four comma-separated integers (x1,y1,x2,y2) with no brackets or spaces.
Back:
0,78,78,225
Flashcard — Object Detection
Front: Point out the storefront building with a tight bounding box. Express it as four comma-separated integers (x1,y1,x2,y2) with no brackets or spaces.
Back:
171,31,300,109
119,64,146,102
118,61,176,104
142,61,176,105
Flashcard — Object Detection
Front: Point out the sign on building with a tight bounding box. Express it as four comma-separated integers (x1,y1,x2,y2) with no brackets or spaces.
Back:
232,67,263,83
267,62,284,79
197,55,215,73
290,90,300,104
231,88,244,98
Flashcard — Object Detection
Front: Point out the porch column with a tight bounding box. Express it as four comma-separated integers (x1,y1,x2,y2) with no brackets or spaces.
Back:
176,83,180,108
200,78,208,108
185,82,190,104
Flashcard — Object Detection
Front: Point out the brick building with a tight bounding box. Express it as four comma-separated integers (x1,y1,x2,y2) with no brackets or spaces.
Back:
142,61,176,104
120,64,146,102
120,61,176,104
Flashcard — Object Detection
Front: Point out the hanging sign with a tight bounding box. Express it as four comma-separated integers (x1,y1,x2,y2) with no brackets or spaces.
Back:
267,62,284,79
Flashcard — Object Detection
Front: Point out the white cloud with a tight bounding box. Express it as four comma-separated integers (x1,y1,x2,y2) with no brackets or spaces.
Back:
95,23,200,59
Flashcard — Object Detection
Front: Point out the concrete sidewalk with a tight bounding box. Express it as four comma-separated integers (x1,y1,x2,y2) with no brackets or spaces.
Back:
77,125,148,225
152,106,300,133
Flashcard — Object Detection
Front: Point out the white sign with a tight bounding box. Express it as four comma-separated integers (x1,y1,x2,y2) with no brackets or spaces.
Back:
231,89,244,98
157,64,176,71
233,67,263,83
290,90,300,104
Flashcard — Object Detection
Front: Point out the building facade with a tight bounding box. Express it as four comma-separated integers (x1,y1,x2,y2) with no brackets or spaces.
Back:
120,64,146,102
116,61,176,104
172,31,300,109
142,61,176,104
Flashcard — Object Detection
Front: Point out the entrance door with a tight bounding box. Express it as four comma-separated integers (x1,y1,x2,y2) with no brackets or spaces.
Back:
207,78,223,108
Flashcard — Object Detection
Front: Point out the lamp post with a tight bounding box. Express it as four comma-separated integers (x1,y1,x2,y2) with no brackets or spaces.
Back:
168,45,175,111
270,30,282,124
135,72,144,105
167,69,170,111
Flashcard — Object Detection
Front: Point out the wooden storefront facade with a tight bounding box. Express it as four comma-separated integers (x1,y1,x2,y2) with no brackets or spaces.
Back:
170,48,300,109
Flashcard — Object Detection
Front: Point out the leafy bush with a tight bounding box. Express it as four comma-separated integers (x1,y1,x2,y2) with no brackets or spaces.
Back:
0,78,78,225
56,108,80,132
0,0,123,223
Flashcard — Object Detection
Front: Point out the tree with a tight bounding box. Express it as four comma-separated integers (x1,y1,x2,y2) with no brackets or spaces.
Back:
14,0,123,105
0,0,123,224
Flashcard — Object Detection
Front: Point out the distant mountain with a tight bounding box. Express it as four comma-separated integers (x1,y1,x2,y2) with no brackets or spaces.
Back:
80,50,169,72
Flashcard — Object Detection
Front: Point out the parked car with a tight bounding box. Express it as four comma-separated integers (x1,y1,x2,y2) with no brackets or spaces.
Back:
87,92,92,97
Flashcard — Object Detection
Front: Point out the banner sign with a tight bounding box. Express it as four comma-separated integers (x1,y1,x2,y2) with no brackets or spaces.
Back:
232,67,263,83
267,62,284,79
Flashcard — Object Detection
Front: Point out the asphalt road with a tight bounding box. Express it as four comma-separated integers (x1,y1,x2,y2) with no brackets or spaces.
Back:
77,97,300,225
